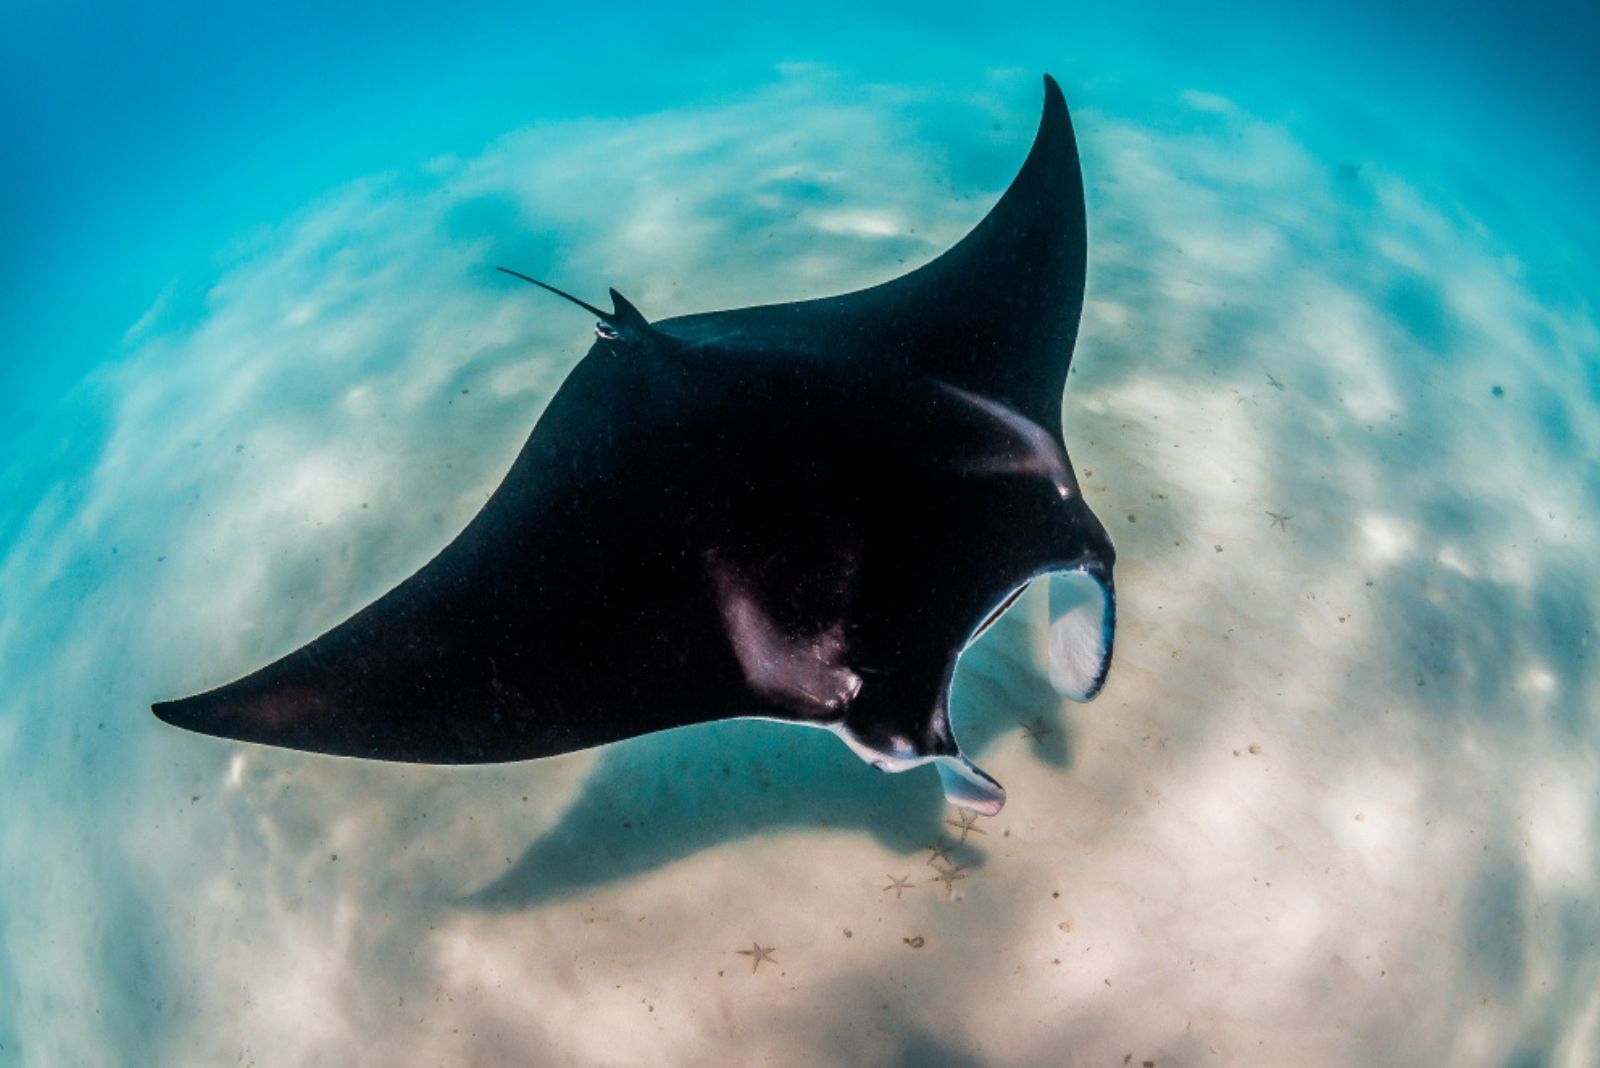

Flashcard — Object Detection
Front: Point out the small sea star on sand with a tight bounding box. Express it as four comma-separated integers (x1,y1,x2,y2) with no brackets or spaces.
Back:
926,840,954,866
1266,510,1291,531
929,864,969,897
883,875,914,898
1020,716,1054,741
736,943,777,972
1265,372,1287,391
946,810,987,843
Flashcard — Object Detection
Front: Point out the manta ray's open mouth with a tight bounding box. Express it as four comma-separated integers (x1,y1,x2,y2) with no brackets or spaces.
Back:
824,564,1115,818
935,566,1114,814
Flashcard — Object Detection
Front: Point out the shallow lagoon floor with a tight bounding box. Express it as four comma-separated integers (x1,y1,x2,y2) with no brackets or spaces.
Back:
2,59,1599,1067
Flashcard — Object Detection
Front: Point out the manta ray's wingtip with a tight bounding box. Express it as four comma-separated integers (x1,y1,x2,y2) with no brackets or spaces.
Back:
151,695,212,740
1039,72,1071,133
151,693,224,736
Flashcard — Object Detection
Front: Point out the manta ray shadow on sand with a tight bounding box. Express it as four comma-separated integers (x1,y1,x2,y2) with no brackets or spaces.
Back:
467,606,1066,910
152,74,1114,855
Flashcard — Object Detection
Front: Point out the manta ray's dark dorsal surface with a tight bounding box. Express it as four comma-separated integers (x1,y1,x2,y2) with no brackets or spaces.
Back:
153,74,1116,814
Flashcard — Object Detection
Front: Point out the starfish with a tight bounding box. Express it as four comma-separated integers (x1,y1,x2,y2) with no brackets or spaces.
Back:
946,810,987,843
929,863,970,896
1265,372,1286,391
926,840,955,867
1266,510,1291,531
736,942,777,972
1021,716,1054,741
883,875,915,899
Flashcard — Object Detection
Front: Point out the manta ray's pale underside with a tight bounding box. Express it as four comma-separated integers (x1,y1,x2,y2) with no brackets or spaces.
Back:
153,74,1116,815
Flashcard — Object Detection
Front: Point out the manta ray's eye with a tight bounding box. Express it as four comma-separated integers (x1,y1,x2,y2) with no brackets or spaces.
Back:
595,321,621,341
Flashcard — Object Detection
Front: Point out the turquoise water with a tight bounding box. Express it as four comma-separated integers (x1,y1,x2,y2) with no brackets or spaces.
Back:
3,3,1598,1064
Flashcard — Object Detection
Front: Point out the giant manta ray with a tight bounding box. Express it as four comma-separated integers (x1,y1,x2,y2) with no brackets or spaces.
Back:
154,74,1116,815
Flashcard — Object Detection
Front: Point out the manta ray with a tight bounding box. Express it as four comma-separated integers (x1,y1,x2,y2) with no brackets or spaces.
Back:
153,74,1115,815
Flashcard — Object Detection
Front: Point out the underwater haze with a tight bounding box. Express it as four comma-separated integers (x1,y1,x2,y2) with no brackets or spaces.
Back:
3,2,1599,1065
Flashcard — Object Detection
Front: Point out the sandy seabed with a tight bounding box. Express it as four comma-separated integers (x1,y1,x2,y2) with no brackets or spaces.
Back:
1,70,1597,1066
